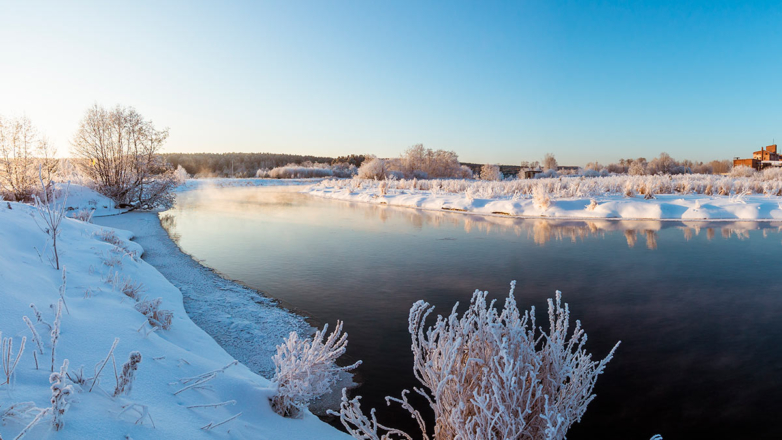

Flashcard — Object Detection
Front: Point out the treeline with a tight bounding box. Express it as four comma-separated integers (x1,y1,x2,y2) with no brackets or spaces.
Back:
162,152,338,178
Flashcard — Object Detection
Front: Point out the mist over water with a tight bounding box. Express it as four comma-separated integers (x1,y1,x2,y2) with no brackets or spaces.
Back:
162,185,782,439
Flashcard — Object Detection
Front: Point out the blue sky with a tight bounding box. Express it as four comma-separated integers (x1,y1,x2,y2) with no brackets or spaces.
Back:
0,1,780,165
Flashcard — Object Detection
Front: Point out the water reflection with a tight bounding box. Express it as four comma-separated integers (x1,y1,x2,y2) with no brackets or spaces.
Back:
169,186,782,250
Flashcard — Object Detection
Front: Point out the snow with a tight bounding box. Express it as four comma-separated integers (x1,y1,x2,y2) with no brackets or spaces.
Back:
0,196,350,439
307,181,782,221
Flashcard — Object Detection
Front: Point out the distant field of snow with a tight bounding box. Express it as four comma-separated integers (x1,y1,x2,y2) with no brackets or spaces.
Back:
308,177,782,221
0,197,349,439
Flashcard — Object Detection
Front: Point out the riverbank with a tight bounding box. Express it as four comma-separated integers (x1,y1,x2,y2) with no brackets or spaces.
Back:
307,180,782,221
93,212,311,379
0,197,349,439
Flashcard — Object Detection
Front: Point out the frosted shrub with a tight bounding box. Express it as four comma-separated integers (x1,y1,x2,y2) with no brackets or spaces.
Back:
358,157,387,180
73,208,94,223
480,164,502,181
333,282,619,440
97,229,124,247
533,185,551,209
135,298,173,330
271,321,361,417
113,351,142,397
50,359,73,430
174,164,189,182
730,165,756,178
317,170,782,202
269,164,334,179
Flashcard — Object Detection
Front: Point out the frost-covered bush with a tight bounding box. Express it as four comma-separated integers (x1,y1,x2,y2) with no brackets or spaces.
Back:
730,165,756,178
174,164,189,182
271,321,361,417
316,171,782,201
358,157,387,180
480,164,502,181
73,208,94,223
533,185,551,209
134,298,173,330
269,163,334,179
333,283,619,440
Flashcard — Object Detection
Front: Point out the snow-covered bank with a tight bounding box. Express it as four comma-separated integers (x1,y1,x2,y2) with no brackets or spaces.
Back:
92,212,311,379
307,180,782,221
0,201,349,439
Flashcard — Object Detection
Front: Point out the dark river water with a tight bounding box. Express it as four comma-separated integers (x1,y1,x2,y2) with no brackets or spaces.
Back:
162,184,782,439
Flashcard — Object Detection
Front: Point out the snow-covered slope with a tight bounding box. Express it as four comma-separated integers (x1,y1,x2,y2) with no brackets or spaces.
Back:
0,201,348,439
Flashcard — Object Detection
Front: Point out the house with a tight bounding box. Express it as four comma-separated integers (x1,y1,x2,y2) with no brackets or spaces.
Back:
734,144,780,170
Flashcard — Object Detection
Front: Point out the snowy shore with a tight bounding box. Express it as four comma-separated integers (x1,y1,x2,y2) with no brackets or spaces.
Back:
307,181,782,221
0,195,349,439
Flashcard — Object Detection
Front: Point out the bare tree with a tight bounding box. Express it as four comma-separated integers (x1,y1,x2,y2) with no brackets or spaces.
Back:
71,104,176,209
0,115,57,201
542,153,558,171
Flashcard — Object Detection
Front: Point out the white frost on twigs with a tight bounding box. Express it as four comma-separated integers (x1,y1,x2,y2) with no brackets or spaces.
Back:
335,281,619,440
271,320,361,417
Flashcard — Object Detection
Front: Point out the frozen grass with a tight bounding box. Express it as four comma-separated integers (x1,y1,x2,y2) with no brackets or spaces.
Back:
317,171,782,200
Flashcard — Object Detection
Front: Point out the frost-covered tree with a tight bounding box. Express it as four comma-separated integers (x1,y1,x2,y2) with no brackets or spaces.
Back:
71,104,177,209
271,321,361,417
333,283,619,440
628,160,647,176
479,164,502,181
0,115,57,202
543,153,558,171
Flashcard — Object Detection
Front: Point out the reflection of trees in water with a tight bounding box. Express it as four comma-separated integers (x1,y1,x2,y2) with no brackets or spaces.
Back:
644,230,658,250
625,230,637,248
346,200,782,248
158,212,182,243
173,188,782,249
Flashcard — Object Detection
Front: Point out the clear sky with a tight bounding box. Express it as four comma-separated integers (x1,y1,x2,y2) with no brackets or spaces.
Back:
1,1,780,166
